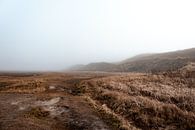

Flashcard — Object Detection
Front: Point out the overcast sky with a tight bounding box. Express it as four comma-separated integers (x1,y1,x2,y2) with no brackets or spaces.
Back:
0,0,195,71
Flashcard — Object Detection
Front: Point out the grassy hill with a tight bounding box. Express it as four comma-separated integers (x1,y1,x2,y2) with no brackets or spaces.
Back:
70,48,195,72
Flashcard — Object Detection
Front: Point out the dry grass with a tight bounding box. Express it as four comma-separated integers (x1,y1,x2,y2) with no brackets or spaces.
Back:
0,72,194,130
84,96,139,130
80,71,195,130
25,107,50,119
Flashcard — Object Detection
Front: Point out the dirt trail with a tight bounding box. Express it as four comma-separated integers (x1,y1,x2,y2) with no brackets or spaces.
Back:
1,72,193,130
0,73,112,130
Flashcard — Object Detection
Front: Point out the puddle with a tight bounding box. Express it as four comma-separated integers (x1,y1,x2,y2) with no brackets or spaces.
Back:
10,97,34,111
35,97,69,116
11,97,69,116
11,101,20,105
49,86,56,90
36,97,61,106
19,106,26,111
43,106,69,116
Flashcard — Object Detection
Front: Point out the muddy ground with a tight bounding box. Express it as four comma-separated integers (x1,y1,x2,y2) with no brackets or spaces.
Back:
0,72,194,130
0,72,116,130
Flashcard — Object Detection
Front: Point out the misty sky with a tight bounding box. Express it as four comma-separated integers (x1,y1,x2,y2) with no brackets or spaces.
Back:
0,0,195,71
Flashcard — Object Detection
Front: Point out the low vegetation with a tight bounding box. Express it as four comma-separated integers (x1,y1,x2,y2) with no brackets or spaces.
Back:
79,70,195,129
25,107,50,119
0,70,194,129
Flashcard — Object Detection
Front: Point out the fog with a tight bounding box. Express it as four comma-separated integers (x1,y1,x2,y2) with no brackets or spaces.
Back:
0,0,195,71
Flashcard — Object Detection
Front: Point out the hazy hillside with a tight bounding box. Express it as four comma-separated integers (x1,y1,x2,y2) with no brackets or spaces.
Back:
119,53,155,64
70,48,195,72
120,48,195,72
72,62,121,72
